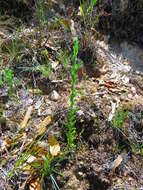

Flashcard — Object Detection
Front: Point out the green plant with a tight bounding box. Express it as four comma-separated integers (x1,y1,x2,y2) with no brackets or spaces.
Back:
5,68,14,97
59,49,71,70
113,106,128,129
130,143,143,156
66,37,82,148
80,0,86,24
0,68,15,97
113,106,143,156
80,0,98,27
88,0,98,13
58,17,71,31
4,37,21,62
40,155,61,190
7,132,46,179
37,0,48,27
18,63,51,78
0,108,6,127
0,72,3,86
37,64,51,78
7,127,64,190
0,10,2,23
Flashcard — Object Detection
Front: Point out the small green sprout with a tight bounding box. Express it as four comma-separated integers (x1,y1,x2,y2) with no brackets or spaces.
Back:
3,68,14,97
113,106,128,129
88,0,98,13
80,0,98,27
59,49,70,69
4,37,21,62
66,37,82,148
38,0,48,27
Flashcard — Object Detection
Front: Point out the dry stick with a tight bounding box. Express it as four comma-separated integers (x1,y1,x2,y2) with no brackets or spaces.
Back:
20,106,33,129
17,133,27,158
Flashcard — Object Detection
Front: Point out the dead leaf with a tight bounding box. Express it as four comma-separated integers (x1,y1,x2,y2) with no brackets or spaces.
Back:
108,101,117,121
51,60,59,69
48,135,60,156
28,89,42,94
104,81,117,89
59,18,71,29
0,138,13,153
70,19,76,39
37,116,52,136
28,177,41,190
108,98,120,121
20,106,33,128
32,145,47,157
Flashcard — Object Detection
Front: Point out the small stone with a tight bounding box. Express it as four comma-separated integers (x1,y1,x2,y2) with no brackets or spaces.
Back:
77,110,84,116
41,108,52,116
78,171,83,176
50,90,60,101
35,99,42,109
131,86,136,94
128,94,132,99
79,161,84,166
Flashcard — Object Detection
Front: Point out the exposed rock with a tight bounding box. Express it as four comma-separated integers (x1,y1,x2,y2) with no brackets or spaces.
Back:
50,90,61,101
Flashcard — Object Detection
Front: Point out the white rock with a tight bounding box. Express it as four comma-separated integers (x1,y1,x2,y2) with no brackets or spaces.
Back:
26,155,36,163
77,110,84,116
78,171,83,176
41,108,52,116
50,90,60,101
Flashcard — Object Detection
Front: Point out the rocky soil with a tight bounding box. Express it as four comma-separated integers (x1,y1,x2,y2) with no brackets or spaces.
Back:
0,1,143,189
